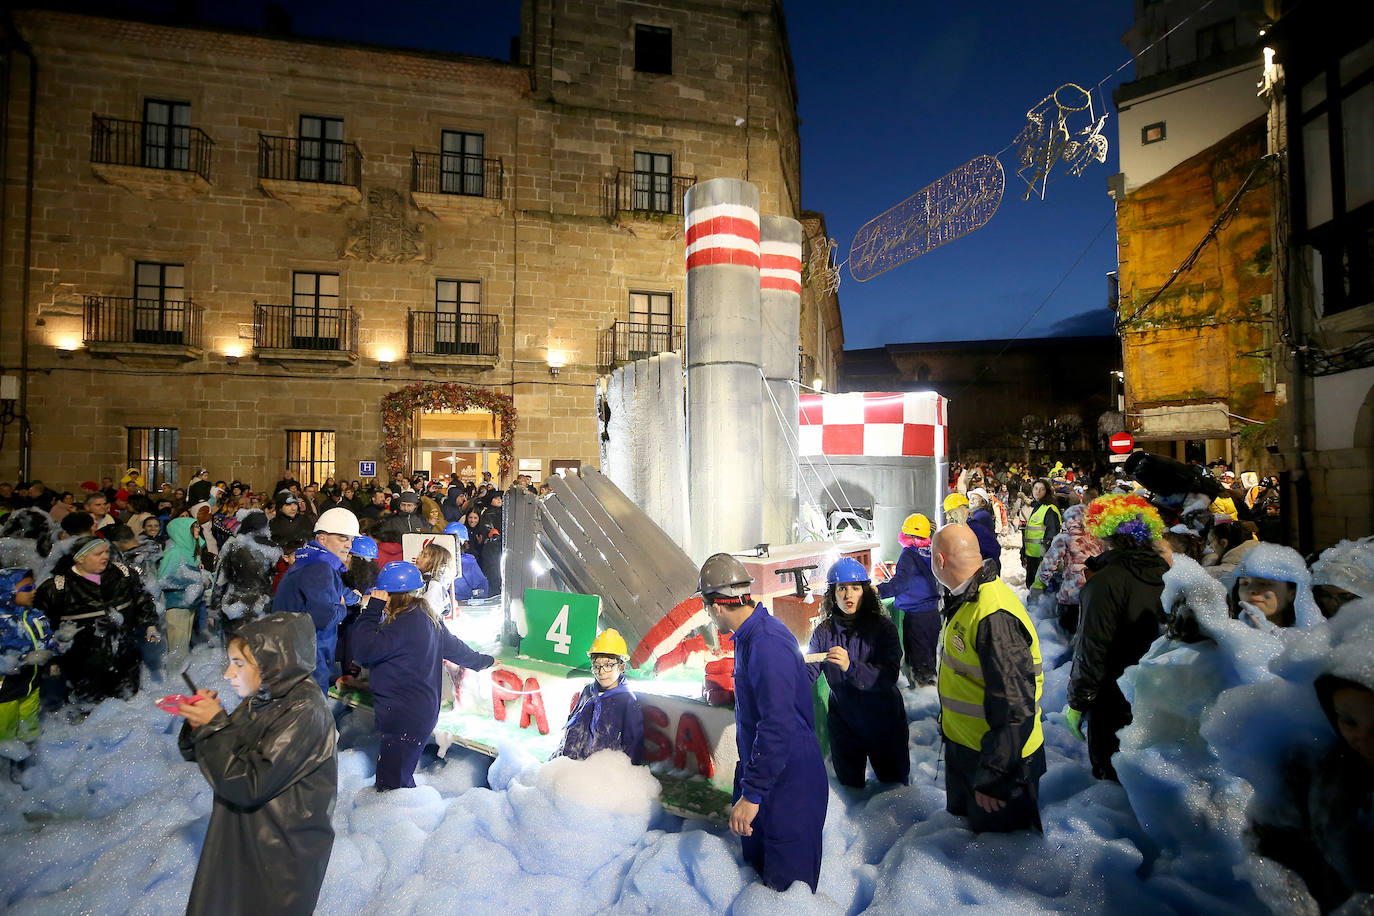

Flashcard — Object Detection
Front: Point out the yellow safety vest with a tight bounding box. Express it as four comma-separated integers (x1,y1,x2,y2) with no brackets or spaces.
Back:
938,577,1044,757
1024,503,1061,558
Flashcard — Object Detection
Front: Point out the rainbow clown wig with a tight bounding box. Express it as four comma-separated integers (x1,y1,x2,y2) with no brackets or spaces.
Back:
1084,493,1164,546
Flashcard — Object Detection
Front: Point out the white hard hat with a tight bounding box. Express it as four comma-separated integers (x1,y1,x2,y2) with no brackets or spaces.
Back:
315,507,360,539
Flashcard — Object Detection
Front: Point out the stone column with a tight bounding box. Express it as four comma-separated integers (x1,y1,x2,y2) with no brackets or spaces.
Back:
685,178,763,561
759,215,803,546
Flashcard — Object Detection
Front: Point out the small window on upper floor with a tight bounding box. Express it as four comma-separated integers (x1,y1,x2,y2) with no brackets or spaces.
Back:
1195,19,1236,61
635,24,672,75
1141,121,1166,145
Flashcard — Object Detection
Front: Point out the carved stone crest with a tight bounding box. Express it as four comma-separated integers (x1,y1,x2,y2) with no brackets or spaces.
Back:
344,189,425,262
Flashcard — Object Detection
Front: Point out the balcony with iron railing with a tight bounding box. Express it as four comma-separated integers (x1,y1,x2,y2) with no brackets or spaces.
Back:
407,311,501,368
89,114,214,196
603,169,696,223
598,321,685,370
257,134,364,209
252,302,358,365
82,295,204,360
409,151,505,220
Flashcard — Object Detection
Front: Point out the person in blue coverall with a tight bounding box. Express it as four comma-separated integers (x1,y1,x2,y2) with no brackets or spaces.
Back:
351,561,495,790
443,523,489,602
699,552,828,894
876,512,943,686
271,507,358,691
808,558,909,788
554,627,644,763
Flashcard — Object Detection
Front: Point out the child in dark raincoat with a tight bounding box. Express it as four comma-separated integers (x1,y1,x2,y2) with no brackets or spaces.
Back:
808,557,909,788
554,627,644,763
351,561,495,790
177,612,337,916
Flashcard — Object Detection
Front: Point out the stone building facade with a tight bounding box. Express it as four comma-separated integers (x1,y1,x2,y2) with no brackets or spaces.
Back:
0,1,839,490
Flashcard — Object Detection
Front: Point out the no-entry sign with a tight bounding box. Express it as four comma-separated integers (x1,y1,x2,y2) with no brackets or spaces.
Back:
1109,433,1135,454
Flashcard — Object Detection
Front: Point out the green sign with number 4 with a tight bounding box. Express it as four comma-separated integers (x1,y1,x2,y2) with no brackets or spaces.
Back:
520,588,601,666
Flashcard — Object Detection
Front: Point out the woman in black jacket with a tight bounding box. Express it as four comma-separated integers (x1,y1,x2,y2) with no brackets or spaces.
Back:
33,536,159,705
1065,494,1168,781
177,612,337,916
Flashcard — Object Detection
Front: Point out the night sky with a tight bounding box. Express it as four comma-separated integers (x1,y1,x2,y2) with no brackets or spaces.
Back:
98,0,1140,348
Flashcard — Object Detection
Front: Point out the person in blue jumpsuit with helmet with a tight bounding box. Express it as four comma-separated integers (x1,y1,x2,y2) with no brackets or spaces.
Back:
699,552,828,894
877,513,942,686
351,561,495,790
808,557,909,788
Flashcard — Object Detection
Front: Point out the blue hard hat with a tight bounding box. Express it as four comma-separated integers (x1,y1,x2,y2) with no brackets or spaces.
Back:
349,535,378,560
443,522,470,541
827,557,870,585
375,561,423,593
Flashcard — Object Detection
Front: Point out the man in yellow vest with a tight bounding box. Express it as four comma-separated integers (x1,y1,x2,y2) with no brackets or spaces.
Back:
932,524,1046,833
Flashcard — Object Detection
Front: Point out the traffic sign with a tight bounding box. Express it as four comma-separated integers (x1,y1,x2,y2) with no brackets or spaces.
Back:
1108,433,1134,454
359,460,377,477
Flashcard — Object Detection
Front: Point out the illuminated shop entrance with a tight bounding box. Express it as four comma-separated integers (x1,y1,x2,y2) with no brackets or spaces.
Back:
413,409,501,482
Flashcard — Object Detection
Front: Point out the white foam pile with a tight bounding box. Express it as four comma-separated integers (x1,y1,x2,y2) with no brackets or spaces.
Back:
0,544,1363,913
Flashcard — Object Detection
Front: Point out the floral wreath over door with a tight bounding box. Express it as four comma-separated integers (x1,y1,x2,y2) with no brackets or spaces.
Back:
380,382,517,482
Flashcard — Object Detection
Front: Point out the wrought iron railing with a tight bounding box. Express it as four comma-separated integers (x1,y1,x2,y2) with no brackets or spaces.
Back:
257,134,363,187
407,311,500,357
89,115,214,181
410,151,503,199
253,303,358,354
598,321,684,367
604,169,696,217
84,295,203,347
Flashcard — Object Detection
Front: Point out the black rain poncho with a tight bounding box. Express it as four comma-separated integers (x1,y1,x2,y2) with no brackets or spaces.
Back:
179,612,338,916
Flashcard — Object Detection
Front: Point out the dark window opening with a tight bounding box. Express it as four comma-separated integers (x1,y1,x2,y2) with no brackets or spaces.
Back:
635,24,672,74
632,151,672,212
1141,121,1167,145
134,261,187,345
142,99,191,170
291,271,341,348
441,130,485,196
298,115,344,183
1195,19,1236,61
435,279,482,354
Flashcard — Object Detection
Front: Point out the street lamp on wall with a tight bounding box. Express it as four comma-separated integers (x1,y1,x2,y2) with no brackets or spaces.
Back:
547,350,566,378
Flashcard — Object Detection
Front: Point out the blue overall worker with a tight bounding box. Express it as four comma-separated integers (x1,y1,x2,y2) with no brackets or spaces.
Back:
876,513,942,686
699,552,828,893
807,557,909,788
271,507,358,691
350,561,495,790
554,628,644,763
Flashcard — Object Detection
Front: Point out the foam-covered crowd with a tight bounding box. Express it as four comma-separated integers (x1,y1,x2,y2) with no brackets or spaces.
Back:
0,456,1370,915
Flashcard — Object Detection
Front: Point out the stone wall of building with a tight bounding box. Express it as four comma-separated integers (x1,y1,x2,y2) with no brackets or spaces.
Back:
0,1,825,490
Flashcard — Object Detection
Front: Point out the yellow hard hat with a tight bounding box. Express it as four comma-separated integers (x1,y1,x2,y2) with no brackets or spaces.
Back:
588,628,629,659
943,493,969,512
901,513,931,538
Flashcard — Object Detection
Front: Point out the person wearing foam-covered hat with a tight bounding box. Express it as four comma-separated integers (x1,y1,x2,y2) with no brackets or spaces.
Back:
1066,494,1169,781
807,557,908,788
877,513,942,686
1310,536,1374,619
351,560,494,790
554,627,644,764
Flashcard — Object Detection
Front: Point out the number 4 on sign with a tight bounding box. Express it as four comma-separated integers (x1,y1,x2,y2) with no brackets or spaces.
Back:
547,605,572,654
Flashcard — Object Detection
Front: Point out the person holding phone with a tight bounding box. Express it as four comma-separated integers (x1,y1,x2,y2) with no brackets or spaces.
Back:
176,612,337,916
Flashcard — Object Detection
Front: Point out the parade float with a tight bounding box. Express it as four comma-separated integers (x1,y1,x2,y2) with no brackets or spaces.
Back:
333,178,948,820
